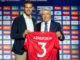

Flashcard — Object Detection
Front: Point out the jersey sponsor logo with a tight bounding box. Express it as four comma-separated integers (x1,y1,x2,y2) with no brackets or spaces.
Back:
54,6,61,10
3,6,10,10
54,11,61,15
63,6,70,10
12,11,19,15
54,16,61,20
71,11,78,15
71,16,78,20
62,11,70,15
3,11,10,15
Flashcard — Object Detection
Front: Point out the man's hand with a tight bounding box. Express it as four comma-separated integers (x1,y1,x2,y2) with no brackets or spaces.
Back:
23,30,30,38
56,31,62,38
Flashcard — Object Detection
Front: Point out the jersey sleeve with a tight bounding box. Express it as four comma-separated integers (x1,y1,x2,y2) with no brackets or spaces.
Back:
24,35,29,50
54,34,61,50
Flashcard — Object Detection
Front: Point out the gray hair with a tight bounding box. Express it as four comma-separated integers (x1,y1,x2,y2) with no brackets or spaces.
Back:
40,7,51,15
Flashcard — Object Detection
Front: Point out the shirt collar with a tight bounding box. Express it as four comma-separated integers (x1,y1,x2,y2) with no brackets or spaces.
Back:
23,13,32,19
42,19,51,24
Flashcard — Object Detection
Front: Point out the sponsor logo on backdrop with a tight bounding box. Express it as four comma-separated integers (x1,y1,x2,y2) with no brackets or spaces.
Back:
71,40,79,44
0,11,2,15
0,50,2,54
0,6,2,10
71,21,78,25
3,16,11,20
12,16,18,20
71,11,78,15
0,26,2,30
3,50,11,54
54,16,61,20
12,11,19,15
0,21,2,25
0,16,2,20
3,40,11,45
0,55,2,59
71,45,79,49
55,21,61,24
59,50,62,54
71,26,78,29
3,45,11,50
54,11,61,15
20,6,24,10
54,6,61,10
62,11,70,15
63,21,70,25
63,40,70,44
20,11,24,15
3,11,10,15
3,55,11,59
3,21,10,25
3,30,10,35
63,16,70,20
3,6,10,10
60,55,62,59
63,55,70,59
3,35,10,39
63,30,70,34
12,6,19,10
0,35,2,39
71,35,79,39
63,26,70,30
3,26,11,30
63,6,70,10
12,55,15,59
63,50,70,54
64,35,70,39
72,55,79,59
63,45,70,49
72,50,79,54
71,30,79,34
0,40,2,44
0,45,2,49
71,6,78,10
71,16,78,20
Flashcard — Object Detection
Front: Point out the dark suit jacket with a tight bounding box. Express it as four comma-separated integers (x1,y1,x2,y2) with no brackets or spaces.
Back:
35,20,65,60
10,15,36,55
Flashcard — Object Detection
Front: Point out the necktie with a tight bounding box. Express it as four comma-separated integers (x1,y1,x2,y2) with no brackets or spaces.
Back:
44,22,48,31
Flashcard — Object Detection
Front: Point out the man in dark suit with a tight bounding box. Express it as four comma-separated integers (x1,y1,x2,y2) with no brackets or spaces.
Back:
35,7,65,60
10,1,36,60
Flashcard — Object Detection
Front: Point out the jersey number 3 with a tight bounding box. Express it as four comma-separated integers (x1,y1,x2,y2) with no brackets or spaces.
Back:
37,42,47,57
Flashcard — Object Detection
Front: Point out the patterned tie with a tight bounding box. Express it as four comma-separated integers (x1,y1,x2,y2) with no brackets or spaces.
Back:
44,22,48,32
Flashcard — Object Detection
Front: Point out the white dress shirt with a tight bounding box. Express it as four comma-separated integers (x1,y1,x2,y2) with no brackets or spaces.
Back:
41,20,51,32
23,13,34,32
